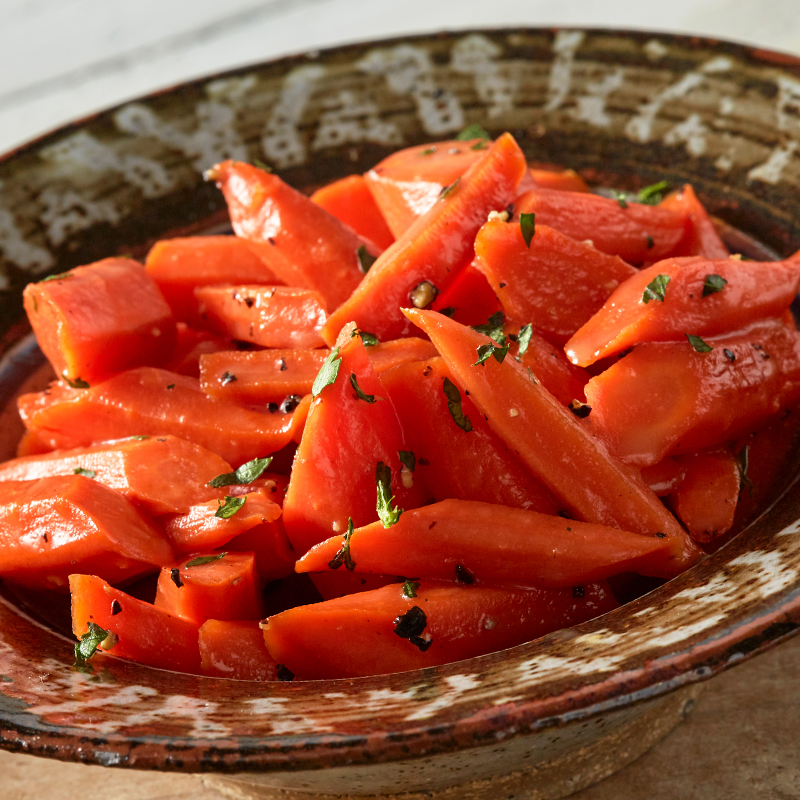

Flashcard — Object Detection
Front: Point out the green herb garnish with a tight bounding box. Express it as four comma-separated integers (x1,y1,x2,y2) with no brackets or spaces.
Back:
402,580,420,598
637,180,671,205
519,212,536,248
74,622,114,664
420,146,437,156
376,462,403,527
312,347,341,397
207,457,272,488
517,323,533,356
357,245,377,274
328,517,356,571
40,272,73,283
686,334,713,353
472,311,506,345
474,341,510,366
62,372,90,389
351,328,379,346
702,274,728,298
350,373,376,403
398,450,416,472
186,552,227,568
73,467,96,479
611,190,629,209
442,377,472,432
393,606,432,651
437,307,456,318
439,177,460,200
457,123,490,141
642,274,670,304
253,159,272,172
215,496,246,519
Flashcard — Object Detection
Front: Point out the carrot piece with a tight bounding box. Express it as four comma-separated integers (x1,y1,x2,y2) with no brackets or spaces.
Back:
363,138,488,237
23,257,177,385
565,254,800,367
529,168,589,193
404,308,700,575
515,188,688,264
309,571,404,601
282,328,430,556
199,620,279,680
311,174,395,250
194,285,327,349
167,323,233,378
322,132,528,344
162,487,282,554
225,517,297,582
17,368,306,466
659,185,729,259
262,580,618,679
145,236,282,322
380,358,558,513
0,475,172,591
365,337,439,374
206,161,378,311
640,457,687,497
429,260,502,327
474,220,637,344
298,499,674,587
70,574,200,673
668,450,740,543
0,434,232,515
583,318,800,466
154,552,263,625
199,348,328,405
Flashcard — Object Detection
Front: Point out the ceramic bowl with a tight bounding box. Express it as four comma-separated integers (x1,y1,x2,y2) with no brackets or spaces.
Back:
2,27,800,800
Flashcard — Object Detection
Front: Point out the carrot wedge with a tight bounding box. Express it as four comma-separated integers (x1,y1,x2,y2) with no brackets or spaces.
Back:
199,620,278,680
404,308,700,575
322,132,527,344
659,185,729,259
297,499,674,587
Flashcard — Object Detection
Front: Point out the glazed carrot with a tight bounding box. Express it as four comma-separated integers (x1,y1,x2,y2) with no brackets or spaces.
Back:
17,368,307,466
262,580,618,679
365,337,439,374
659,185,729,259
199,348,328,404
298,499,674,587
199,620,279,680
565,255,800,367
23,258,177,385
194,285,327,349
70,574,200,673
429,260,502,327
207,161,378,310
145,236,282,321
515,188,687,264
404,308,700,575
0,475,172,590
529,168,589,193
225,516,297,582
282,327,430,556
640,457,686,497
154,552,263,625
167,323,232,378
162,487,282,554
583,318,800,466
474,220,637,344
0,435,232,515
363,138,488,237
668,450,740,542
322,132,528,344
380,358,558,513
311,174,395,250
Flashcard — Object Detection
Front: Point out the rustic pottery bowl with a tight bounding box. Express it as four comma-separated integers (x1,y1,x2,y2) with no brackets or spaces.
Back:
2,27,800,800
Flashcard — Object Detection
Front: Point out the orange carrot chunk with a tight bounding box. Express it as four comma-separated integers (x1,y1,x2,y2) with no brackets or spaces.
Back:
70,574,200,673
199,620,279,680
297,499,674,587
528,168,589,193
23,257,177,385
0,475,173,591
404,308,701,576
659,185,729,259
364,337,439,374
262,580,618,680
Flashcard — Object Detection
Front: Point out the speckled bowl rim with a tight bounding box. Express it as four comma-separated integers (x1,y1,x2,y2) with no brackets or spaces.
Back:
1,26,800,774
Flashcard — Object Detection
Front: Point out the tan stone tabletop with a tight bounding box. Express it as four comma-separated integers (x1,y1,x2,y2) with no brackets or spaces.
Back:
3,634,799,800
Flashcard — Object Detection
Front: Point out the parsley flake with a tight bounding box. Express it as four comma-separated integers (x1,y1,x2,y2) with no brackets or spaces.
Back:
611,190,629,209
357,245,377,274
207,456,272,488
702,274,728,298
402,580,420,598
439,177,460,200
456,123,490,141
376,462,403,527
350,373,376,403
351,328,379,346
517,323,533,356
186,552,227,568
437,306,456,318
420,146,437,156
253,159,273,172
312,347,341,397
642,274,670,304
398,450,416,472
472,311,506,345
62,372,90,389
474,341,510,366
215,496,246,519
442,377,472,432
74,622,113,664
40,272,73,283
328,517,356,571
519,212,536,248
393,606,432,651
686,334,713,353
73,467,96,479
637,180,671,205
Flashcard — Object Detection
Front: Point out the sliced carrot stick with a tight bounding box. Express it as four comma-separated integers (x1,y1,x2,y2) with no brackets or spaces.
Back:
404,308,701,575
529,168,589,193
167,323,233,378
145,235,282,321
0,475,173,591
194,285,326,349
262,580,618,679
199,348,329,404
659,185,729,259
23,257,177,385
199,620,278,680
225,516,297,583
0,434,232,515
429,260,502,327
17,368,307,466
311,174,395,250
474,220,637,344
70,574,200,673
322,132,527,344
297,499,674,587
206,161,378,310
565,254,800,367
365,337,439,374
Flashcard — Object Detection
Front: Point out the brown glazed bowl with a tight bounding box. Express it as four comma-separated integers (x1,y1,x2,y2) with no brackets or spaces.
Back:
2,27,800,800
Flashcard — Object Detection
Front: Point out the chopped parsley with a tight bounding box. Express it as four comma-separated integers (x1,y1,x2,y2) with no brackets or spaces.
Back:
474,341,510,366
215,496,246,519
207,456,272,488
472,311,506,345
312,347,341,397
702,274,728,298
611,190,629,209
376,462,403,527
517,323,533,356
328,517,356,571
393,606,432,651
642,274,670,304
637,180,671,205
357,245,377,274
686,334,713,353
73,467,96,479
456,123,490,141
253,159,273,172
519,212,536,248
442,377,473,432
62,372,90,389
437,307,456,317
398,450,416,472
420,146,437,156
186,552,227,568
352,328,379,346
350,373,376,403
646,235,655,249
40,272,73,283
439,177,460,200
74,622,114,664
402,580,420,598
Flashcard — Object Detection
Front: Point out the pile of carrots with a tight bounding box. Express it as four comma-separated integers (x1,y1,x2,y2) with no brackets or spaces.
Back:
2,127,800,681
